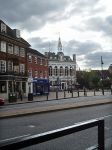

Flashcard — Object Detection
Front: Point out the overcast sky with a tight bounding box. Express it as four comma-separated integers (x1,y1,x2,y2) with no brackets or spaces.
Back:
0,0,112,70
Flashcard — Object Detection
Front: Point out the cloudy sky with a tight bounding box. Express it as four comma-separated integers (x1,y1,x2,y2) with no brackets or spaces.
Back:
0,0,112,70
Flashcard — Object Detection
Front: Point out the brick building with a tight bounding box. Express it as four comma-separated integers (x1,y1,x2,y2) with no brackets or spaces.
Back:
0,20,30,100
27,48,49,95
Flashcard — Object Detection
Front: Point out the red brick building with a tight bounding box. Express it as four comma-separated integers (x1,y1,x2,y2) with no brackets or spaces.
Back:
0,20,30,100
27,48,49,95
0,20,49,100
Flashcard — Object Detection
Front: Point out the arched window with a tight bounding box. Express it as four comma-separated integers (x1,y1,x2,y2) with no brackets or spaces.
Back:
49,66,52,76
54,66,58,76
60,66,63,76
70,66,73,76
65,66,68,76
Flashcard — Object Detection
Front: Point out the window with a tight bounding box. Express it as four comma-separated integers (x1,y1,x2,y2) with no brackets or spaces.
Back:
0,81,7,93
8,43,13,54
14,45,19,56
54,66,58,76
45,59,48,66
1,23,6,33
70,66,73,76
65,66,68,76
40,58,43,65
60,66,63,76
0,60,6,72
28,55,32,63
13,65,19,73
39,70,43,78
20,48,25,57
0,41,6,52
34,57,37,64
20,64,25,74
8,61,13,71
28,70,32,77
35,70,38,77
38,57,40,65
49,66,52,76
44,71,47,78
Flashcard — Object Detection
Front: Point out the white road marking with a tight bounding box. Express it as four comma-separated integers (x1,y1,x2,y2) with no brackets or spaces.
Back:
105,127,110,130
0,134,30,143
28,125,35,128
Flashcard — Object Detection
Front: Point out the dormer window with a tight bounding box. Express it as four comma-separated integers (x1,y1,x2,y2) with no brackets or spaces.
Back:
1,23,7,33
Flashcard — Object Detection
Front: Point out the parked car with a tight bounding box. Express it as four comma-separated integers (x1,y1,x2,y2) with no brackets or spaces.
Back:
0,97,5,106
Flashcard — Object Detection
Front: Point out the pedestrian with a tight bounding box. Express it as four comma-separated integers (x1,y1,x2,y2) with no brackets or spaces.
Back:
19,89,23,101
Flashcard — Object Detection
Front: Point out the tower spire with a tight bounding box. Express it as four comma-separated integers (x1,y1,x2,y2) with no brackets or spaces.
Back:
58,33,62,52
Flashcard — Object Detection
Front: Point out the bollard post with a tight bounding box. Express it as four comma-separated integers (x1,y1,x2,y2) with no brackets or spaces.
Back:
64,90,66,99
46,94,48,101
77,90,79,97
102,88,104,95
94,89,95,96
56,90,58,100
84,88,87,96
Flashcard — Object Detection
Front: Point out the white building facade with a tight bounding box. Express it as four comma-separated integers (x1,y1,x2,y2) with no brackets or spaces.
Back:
45,37,76,90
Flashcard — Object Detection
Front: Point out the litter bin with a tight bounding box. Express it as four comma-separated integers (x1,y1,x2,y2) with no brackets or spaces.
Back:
28,93,33,101
9,93,17,103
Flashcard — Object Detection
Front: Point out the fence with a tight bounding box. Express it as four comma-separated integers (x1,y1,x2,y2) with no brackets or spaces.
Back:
32,89,112,102
0,118,105,150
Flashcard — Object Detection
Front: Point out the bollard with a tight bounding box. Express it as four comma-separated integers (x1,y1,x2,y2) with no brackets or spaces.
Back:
84,89,87,96
72,90,73,98
46,94,48,101
102,88,104,95
56,91,58,100
77,90,79,97
64,90,66,98
94,89,95,96
111,88,112,95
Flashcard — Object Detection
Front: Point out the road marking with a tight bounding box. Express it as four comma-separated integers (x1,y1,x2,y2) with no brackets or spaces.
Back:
105,127,110,130
28,125,35,128
0,134,30,143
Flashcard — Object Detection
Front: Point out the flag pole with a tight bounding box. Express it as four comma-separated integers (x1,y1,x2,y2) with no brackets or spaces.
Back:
101,56,103,79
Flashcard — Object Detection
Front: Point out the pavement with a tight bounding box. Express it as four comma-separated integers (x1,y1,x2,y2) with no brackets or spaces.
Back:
0,95,112,119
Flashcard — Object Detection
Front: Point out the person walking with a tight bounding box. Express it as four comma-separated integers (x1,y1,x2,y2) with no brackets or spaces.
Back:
19,89,23,101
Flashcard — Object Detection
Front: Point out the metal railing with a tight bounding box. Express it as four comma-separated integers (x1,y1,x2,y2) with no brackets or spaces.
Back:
0,118,104,150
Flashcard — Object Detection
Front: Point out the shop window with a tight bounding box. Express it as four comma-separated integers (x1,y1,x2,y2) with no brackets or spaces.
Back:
22,82,26,93
0,81,6,93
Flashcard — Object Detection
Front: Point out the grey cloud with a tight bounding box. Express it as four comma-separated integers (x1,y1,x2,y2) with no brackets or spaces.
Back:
86,15,112,36
0,0,70,31
28,37,58,54
0,0,102,31
84,51,112,68
64,40,101,55
68,0,102,16
28,36,110,69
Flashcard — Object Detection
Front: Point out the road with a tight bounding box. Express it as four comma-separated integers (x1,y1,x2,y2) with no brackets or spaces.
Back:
0,103,112,149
